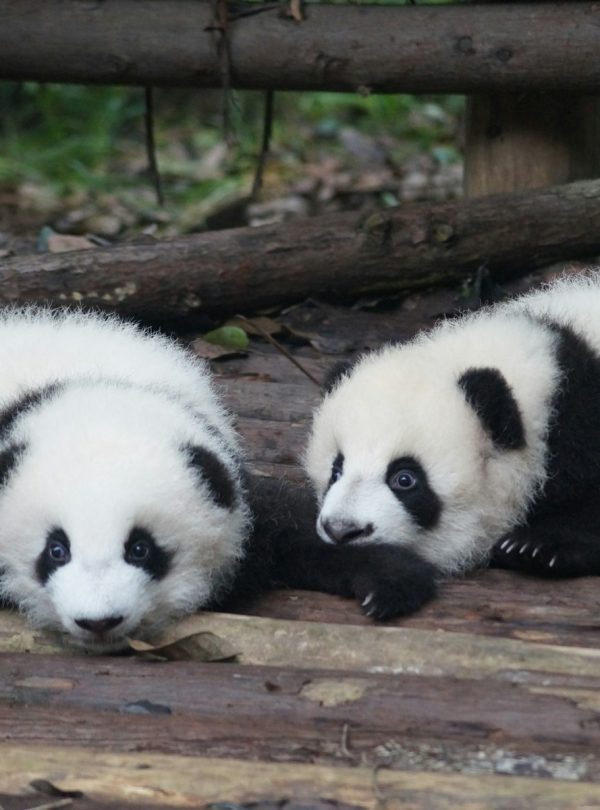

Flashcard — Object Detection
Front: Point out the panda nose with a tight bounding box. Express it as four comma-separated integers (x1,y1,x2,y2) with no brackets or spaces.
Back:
321,518,374,544
75,616,124,634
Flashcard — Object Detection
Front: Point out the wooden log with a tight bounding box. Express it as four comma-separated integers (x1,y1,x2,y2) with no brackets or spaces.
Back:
2,179,600,320
1,2,600,93
1,653,600,777
2,610,600,682
3,745,600,810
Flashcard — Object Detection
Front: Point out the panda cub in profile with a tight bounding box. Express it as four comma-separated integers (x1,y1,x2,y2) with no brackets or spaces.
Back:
305,273,600,616
0,308,252,652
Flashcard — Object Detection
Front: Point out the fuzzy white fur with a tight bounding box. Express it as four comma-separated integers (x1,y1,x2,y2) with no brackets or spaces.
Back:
0,309,250,651
305,273,600,575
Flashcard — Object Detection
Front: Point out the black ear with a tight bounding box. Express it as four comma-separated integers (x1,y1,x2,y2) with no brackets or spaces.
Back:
322,361,353,394
185,445,236,509
458,368,525,450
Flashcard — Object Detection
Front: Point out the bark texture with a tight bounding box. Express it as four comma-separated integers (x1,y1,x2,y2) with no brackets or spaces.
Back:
1,1,600,92
2,179,600,320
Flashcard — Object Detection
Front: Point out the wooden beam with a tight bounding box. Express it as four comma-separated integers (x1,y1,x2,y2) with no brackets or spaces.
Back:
1,179,600,320
1,652,600,774
0,2,599,93
2,610,600,682
2,745,600,808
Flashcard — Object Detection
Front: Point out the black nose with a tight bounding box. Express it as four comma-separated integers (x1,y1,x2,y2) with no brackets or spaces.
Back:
321,518,374,544
75,616,124,634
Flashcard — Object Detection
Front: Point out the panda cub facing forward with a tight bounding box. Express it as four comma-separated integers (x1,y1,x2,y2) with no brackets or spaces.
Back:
306,273,600,615
0,308,252,651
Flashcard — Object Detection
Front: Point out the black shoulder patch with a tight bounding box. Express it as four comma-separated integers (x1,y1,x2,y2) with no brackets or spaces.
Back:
322,361,353,394
0,443,25,489
0,383,61,440
458,367,525,450
186,444,236,509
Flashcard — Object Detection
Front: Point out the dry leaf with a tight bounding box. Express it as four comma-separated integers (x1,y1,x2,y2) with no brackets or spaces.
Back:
191,337,248,361
288,0,304,21
128,630,239,662
47,233,95,253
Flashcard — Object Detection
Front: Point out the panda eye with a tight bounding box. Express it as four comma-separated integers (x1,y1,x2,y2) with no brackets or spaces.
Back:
45,529,71,566
388,469,418,492
124,527,173,581
128,540,150,562
329,453,344,486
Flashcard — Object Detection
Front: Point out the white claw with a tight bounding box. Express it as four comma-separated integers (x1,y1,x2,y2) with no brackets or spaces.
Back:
506,542,518,554
549,554,558,568
500,538,511,551
362,593,374,607
532,545,541,558
519,543,530,555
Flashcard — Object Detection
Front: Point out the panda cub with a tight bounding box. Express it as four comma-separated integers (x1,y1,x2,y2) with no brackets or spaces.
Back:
0,308,255,652
0,308,429,650
305,273,600,616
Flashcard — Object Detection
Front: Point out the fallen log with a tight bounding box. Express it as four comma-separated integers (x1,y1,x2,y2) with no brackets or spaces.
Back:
1,179,600,320
1,1,600,92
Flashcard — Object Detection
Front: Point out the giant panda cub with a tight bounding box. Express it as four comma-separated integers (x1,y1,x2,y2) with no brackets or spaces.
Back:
305,273,600,618
0,308,429,651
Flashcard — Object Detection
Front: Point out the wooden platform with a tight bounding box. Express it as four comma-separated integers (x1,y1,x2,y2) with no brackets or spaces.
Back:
2,289,600,810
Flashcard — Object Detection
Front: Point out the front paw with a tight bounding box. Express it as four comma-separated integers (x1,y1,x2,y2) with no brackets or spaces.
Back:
352,546,437,620
491,527,597,577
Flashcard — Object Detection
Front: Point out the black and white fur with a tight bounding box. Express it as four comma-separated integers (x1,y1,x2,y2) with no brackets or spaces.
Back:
305,273,600,617
0,308,426,649
0,308,255,651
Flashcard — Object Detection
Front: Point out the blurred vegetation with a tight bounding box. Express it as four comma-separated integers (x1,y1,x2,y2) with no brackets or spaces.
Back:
0,82,463,237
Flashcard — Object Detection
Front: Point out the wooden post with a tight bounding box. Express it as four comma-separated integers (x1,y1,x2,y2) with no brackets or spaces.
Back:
465,94,600,196
464,0,600,196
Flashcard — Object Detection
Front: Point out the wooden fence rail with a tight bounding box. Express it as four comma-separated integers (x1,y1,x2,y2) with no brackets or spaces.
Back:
1,1,599,93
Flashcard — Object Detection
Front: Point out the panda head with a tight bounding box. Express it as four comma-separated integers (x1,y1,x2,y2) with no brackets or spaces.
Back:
305,344,534,574
0,383,249,652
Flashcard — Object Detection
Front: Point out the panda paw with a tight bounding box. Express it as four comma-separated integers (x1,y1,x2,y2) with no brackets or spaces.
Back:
351,545,438,620
491,528,600,578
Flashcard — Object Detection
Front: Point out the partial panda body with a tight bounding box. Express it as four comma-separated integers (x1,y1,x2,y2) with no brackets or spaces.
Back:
305,274,600,617
0,308,428,649
0,308,253,651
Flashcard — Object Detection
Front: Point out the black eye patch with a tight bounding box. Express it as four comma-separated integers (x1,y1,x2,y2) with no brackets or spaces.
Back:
327,452,344,491
35,528,71,585
124,527,173,581
386,457,441,530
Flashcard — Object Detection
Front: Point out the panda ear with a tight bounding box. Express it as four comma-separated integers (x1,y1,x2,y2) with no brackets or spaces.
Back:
322,361,353,394
458,368,525,450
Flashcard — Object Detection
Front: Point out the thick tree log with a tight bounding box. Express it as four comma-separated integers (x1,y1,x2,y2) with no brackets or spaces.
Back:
1,179,600,320
1,2,600,93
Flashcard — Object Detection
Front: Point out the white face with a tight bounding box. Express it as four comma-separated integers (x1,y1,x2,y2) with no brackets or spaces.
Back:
305,348,534,574
0,391,249,652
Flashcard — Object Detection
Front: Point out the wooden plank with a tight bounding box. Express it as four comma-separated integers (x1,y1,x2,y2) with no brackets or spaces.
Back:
233,570,600,649
1,653,599,777
2,745,600,809
2,610,600,682
2,2,600,93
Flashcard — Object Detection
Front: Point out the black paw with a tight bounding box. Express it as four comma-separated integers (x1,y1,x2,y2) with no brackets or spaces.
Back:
351,545,437,620
491,527,600,578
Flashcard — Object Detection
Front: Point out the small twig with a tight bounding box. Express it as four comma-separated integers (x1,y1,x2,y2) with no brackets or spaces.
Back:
235,314,321,387
212,0,233,144
144,87,164,206
251,89,275,198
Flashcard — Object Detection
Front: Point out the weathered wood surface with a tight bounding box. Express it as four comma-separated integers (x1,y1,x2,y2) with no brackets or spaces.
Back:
2,2,600,93
3,282,600,808
1,650,600,779
3,745,600,810
1,180,600,319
